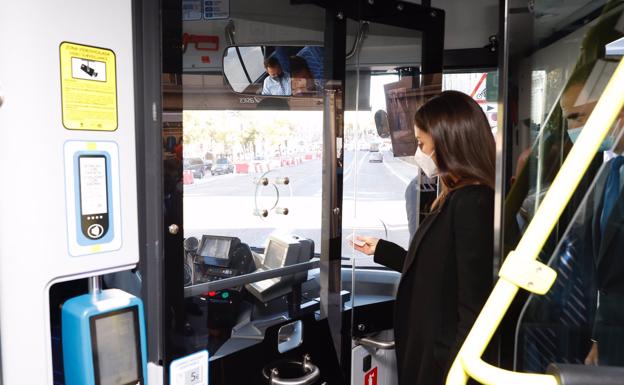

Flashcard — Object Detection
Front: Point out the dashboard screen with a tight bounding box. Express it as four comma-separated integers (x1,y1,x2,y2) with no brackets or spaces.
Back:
198,237,231,260
264,241,287,269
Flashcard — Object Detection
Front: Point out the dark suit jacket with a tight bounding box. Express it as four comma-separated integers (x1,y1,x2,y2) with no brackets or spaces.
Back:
374,185,494,385
585,158,624,364
590,159,624,295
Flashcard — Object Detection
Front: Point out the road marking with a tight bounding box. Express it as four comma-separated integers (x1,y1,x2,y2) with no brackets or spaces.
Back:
382,157,412,186
184,172,244,187
343,151,369,183
343,151,361,178
344,151,370,184
396,156,419,170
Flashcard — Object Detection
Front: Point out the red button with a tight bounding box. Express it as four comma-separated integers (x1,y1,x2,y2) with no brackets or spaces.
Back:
208,291,216,297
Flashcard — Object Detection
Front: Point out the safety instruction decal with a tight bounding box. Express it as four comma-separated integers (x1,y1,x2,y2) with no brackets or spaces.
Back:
170,350,209,385
59,42,118,131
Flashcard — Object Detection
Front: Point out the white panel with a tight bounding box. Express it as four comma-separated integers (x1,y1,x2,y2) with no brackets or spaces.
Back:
148,362,165,385
0,0,137,383
351,330,398,385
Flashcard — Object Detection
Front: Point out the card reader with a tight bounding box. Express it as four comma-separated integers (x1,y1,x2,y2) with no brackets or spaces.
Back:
62,289,147,385
246,234,314,303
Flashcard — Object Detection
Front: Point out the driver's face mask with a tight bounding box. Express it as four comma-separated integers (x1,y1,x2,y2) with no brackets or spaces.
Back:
567,124,616,152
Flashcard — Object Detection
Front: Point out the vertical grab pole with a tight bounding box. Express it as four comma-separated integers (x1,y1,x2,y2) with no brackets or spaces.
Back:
320,3,346,361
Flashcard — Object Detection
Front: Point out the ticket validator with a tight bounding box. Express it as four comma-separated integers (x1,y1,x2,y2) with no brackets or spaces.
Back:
246,234,314,303
62,279,148,385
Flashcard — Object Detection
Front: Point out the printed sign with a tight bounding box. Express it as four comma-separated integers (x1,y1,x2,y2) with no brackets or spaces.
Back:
59,42,117,131
203,0,229,19
170,350,209,385
183,0,203,20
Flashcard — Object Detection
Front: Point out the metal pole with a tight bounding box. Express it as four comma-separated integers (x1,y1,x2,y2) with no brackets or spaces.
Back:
320,4,346,361
320,88,343,358
89,275,102,298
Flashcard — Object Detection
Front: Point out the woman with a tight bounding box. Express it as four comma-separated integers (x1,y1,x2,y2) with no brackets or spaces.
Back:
352,90,495,385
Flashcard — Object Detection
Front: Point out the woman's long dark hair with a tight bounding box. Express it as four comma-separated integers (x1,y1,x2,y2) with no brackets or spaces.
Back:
414,90,496,208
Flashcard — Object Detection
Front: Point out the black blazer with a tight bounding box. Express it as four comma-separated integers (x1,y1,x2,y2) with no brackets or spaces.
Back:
585,158,624,364
374,185,494,385
589,158,624,296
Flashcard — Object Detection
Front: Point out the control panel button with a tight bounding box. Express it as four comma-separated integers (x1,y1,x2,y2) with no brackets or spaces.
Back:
87,224,104,239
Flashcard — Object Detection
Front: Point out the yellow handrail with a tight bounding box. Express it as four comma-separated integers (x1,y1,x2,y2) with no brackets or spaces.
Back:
446,55,624,385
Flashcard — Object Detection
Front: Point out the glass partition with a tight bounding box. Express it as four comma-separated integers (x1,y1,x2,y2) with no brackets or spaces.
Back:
505,0,624,373
181,106,324,253
503,1,622,258
342,21,424,273
515,115,624,371
163,2,338,379
343,17,499,360
342,24,504,367
341,21,424,382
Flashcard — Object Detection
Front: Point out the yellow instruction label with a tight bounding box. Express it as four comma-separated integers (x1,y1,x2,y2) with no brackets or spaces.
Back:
60,42,117,131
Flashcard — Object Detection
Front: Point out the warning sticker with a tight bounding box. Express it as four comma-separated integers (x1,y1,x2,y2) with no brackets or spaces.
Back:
364,367,377,385
59,42,117,131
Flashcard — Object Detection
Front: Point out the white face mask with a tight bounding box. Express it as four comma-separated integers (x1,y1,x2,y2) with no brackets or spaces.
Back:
414,147,438,177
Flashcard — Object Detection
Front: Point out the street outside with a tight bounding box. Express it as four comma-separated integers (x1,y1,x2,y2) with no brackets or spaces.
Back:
183,149,419,267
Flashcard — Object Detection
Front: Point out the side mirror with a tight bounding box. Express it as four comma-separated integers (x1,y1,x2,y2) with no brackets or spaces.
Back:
374,110,390,138
223,45,324,98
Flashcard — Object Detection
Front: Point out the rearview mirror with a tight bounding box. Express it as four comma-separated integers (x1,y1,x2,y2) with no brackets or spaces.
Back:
223,45,324,98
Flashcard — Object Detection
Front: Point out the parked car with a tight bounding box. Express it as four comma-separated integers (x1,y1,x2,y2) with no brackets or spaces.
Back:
369,142,380,152
203,152,214,171
184,157,207,178
369,152,383,163
211,158,235,175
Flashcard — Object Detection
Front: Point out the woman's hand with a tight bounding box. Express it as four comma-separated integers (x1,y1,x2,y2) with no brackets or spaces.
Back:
585,341,599,365
349,236,379,255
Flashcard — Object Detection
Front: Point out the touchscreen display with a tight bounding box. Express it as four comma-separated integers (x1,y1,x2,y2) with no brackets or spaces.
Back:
79,156,108,216
264,241,286,269
91,307,142,385
198,237,231,260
